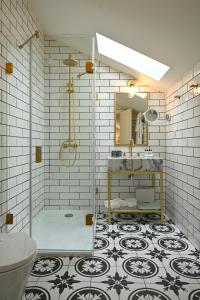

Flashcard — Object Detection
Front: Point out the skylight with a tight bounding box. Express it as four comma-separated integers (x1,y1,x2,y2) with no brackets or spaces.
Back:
96,33,169,81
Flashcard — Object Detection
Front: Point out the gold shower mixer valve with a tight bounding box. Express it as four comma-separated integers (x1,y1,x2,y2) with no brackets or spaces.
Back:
62,141,78,148
67,82,74,93
67,75,75,93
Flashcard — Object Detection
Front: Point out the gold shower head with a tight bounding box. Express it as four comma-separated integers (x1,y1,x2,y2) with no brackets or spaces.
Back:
18,30,41,49
63,55,78,67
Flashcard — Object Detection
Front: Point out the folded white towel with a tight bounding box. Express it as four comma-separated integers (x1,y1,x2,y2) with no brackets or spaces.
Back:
104,198,123,209
104,198,137,209
125,198,137,207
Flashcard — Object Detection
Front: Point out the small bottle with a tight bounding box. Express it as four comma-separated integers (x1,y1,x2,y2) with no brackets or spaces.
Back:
149,147,153,157
144,149,148,157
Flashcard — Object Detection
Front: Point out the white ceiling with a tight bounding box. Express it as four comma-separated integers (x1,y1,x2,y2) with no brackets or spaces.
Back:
29,0,200,91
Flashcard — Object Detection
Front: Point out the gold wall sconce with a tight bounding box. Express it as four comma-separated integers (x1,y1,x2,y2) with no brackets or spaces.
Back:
190,84,199,89
127,80,148,98
128,80,137,87
5,62,13,74
190,83,200,95
127,80,139,98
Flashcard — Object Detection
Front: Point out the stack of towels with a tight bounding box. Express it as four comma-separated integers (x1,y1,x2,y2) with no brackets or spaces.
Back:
104,198,137,209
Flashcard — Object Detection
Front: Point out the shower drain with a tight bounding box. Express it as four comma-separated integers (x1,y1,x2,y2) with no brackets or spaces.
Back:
64,213,73,217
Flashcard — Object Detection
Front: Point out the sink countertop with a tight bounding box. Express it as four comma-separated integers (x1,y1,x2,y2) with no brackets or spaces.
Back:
108,156,162,160
108,156,163,172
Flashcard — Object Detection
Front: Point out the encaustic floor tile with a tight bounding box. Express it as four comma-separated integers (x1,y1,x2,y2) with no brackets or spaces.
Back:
24,213,200,300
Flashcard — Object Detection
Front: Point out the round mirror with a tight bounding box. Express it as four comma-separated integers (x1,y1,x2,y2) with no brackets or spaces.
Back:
143,108,159,122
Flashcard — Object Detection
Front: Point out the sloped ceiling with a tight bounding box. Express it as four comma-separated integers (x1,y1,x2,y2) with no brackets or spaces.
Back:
29,0,200,91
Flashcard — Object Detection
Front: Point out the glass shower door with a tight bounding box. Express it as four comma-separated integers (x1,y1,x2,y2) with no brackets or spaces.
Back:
31,35,96,254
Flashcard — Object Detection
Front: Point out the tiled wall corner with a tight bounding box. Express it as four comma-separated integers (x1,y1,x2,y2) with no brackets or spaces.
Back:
166,63,200,250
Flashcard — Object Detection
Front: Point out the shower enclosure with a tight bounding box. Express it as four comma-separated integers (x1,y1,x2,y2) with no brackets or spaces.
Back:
30,35,96,254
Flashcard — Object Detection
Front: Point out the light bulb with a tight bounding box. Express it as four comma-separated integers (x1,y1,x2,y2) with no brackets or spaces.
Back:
194,86,200,95
128,85,139,98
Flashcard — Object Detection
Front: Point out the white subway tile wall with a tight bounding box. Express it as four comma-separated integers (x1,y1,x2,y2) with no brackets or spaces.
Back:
0,0,199,251
166,67,200,250
95,65,166,211
0,0,44,232
44,40,94,211
44,40,166,212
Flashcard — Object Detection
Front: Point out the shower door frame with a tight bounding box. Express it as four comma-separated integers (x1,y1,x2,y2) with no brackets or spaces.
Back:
29,35,97,255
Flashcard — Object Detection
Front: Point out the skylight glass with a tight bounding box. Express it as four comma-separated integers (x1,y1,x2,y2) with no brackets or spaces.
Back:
96,33,170,80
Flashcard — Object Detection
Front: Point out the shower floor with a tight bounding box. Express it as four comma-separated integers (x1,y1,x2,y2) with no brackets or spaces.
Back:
32,209,94,253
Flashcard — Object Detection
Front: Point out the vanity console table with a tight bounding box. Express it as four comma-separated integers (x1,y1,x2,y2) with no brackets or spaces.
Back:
107,157,164,224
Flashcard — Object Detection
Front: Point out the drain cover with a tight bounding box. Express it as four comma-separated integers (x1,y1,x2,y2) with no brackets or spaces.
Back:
64,213,73,217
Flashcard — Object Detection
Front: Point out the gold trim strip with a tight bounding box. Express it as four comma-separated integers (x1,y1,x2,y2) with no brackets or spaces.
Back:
111,209,161,214
108,171,162,175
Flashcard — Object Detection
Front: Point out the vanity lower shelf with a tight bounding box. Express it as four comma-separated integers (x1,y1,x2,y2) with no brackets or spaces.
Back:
109,201,161,211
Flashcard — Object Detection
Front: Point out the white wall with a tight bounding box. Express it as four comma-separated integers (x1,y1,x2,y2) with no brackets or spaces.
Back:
0,0,44,232
166,63,200,250
44,40,94,211
44,40,166,212
0,0,199,253
95,62,166,210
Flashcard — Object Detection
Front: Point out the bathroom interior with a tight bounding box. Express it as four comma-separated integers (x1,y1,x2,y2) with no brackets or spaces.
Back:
0,0,200,299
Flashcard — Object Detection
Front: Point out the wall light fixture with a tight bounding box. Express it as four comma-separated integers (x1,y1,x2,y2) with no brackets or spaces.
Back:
127,80,139,98
190,83,200,95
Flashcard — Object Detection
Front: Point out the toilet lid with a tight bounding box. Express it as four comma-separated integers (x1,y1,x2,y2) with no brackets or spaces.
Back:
0,232,37,273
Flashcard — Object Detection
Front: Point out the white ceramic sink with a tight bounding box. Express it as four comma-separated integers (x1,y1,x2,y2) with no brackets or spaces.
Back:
108,156,163,172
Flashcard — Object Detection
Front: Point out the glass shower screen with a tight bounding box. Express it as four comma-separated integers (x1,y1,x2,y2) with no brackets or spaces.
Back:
30,35,96,254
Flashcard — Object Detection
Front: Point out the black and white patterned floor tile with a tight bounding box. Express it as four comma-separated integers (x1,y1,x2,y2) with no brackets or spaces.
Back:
31,256,64,278
95,244,130,267
24,214,200,300
24,281,92,300
94,236,110,250
128,287,171,300
24,285,51,300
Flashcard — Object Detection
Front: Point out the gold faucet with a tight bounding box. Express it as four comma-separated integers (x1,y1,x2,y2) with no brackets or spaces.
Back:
129,138,134,157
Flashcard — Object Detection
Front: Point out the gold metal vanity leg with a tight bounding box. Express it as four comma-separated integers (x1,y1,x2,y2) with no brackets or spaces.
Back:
152,174,155,188
160,172,164,224
108,172,111,224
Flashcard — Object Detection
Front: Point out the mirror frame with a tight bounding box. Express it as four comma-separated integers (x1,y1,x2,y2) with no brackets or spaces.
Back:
114,92,149,147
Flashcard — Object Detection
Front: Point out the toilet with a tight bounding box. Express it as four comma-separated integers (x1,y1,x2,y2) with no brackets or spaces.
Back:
0,232,37,300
